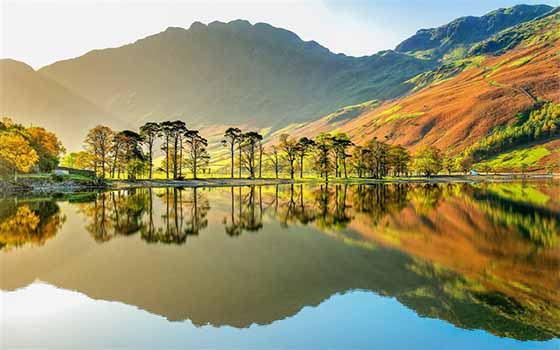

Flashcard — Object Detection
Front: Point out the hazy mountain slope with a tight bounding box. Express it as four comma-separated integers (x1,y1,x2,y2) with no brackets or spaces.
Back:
395,4,552,60
0,59,126,149
281,9,560,163
38,20,433,130
3,4,553,152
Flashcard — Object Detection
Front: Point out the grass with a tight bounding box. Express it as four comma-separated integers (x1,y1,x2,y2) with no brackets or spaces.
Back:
322,100,379,124
20,173,94,181
508,54,536,68
483,183,550,206
377,104,402,117
476,146,551,170
383,112,425,123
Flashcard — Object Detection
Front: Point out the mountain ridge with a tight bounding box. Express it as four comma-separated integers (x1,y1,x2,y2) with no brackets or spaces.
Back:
395,4,553,59
1,4,555,152
278,7,559,170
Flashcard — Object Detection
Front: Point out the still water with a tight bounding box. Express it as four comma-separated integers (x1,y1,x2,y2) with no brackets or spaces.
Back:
1,182,559,349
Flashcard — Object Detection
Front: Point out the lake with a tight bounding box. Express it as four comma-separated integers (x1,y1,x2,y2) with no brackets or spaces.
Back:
1,181,559,350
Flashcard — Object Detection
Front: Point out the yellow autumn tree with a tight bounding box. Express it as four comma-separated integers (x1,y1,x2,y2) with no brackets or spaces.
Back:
0,131,39,180
27,126,65,172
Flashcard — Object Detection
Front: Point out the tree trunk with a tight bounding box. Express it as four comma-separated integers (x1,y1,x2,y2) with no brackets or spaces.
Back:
101,150,106,179
230,144,235,178
290,160,294,179
165,136,169,179
300,155,304,178
179,136,183,179
258,147,263,178
238,146,242,178
193,149,198,179
334,153,339,178
173,136,178,179
148,143,153,179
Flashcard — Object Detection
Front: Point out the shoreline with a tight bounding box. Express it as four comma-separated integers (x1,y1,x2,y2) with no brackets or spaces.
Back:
112,174,559,189
1,174,557,195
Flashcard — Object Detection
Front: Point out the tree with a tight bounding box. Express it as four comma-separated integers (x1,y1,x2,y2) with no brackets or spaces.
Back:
279,134,298,179
110,130,143,179
240,131,263,179
120,130,144,179
412,146,443,177
458,155,474,175
0,132,39,180
222,127,242,178
62,151,93,170
139,122,160,179
350,145,366,178
170,121,187,179
258,138,264,178
159,121,174,179
184,130,209,179
0,131,39,180
365,138,390,179
332,133,353,178
388,145,410,177
296,137,315,178
110,131,128,178
127,159,147,180
84,125,114,178
478,163,491,175
442,156,456,175
267,145,281,179
26,127,65,172
313,133,334,181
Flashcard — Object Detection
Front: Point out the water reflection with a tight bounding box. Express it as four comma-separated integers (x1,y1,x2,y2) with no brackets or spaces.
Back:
0,198,65,251
1,181,559,342
75,188,210,244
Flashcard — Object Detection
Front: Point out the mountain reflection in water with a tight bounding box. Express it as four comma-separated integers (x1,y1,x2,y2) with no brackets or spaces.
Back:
1,181,559,342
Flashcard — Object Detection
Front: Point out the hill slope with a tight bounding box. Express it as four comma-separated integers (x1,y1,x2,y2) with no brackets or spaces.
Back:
0,59,126,149
39,20,433,130
281,9,560,169
1,4,553,152
395,4,552,60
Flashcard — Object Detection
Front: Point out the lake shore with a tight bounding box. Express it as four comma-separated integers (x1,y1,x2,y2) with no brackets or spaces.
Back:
111,174,558,189
1,173,557,194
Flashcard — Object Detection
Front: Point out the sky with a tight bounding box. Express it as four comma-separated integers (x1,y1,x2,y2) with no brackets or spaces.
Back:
1,0,557,69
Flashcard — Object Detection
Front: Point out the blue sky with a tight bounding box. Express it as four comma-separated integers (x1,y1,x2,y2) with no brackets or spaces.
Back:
2,0,557,68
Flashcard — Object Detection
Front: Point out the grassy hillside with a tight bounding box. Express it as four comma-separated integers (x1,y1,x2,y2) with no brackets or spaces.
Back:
280,9,559,171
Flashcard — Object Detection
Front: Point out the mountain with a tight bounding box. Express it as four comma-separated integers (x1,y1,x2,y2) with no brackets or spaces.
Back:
0,59,127,149
280,6,560,171
2,4,554,152
395,4,552,60
38,20,433,133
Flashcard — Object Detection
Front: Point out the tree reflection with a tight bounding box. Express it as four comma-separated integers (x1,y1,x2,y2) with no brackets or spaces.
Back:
267,183,409,231
0,199,65,251
223,186,264,236
2,181,560,341
78,188,210,244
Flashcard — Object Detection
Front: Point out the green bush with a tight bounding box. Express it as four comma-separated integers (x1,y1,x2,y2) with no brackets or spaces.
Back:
50,174,65,182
